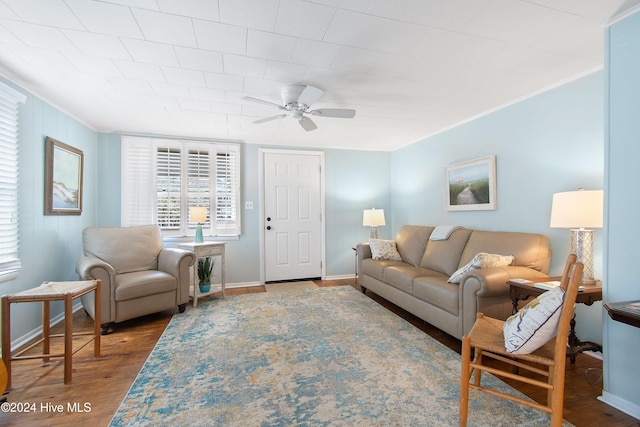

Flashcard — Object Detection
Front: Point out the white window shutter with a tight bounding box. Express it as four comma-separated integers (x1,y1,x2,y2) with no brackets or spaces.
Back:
156,145,182,230
0,82,26,282
187,145,210,230
121,136,154,226
214,144,240,236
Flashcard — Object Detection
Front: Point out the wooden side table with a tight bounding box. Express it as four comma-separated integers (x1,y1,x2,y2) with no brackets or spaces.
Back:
1,280,101,388
508,277,603,362
179,242,226,307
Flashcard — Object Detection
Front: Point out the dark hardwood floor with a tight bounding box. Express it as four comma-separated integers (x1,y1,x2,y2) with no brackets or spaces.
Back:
0,279,637,427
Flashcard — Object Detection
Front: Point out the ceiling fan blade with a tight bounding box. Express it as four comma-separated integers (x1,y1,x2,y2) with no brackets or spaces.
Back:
297,85,324,107
309,108,356,118
253,114,288,124
242,96,286,110
299,116,318,131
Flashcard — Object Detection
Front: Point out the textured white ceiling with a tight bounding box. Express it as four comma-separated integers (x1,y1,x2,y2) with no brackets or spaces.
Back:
0,0,637,151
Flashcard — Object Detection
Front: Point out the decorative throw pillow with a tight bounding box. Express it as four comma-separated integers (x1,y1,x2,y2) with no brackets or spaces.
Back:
369,239,402,261
447,252,514,284
503,286,565,354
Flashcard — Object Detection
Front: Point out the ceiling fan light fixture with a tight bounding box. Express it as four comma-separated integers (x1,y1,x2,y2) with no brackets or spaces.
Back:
244,85,355,132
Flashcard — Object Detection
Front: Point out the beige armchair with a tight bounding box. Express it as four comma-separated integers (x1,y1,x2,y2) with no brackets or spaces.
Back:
76,225,195,334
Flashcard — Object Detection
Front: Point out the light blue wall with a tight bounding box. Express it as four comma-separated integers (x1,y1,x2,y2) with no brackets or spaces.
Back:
325,149,391,276
95,136,391,283
391,71,605,343
1,76,98,345
603,9,640,416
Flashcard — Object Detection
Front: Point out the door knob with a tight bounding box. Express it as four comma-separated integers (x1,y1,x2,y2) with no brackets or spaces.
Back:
266,217,271,221
266,226,271,230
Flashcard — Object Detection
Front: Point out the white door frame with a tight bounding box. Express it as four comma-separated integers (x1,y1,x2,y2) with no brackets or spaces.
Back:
259,148,326,284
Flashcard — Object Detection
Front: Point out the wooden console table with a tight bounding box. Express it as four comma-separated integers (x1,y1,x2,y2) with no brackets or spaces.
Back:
179,241,226,307
508,277,603,362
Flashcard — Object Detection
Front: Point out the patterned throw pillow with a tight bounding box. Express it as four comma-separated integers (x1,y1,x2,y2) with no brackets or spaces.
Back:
369,239,402,261
447,252,514,284
503,286,565,354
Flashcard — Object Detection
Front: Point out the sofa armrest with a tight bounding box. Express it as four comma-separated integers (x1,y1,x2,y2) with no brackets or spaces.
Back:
158,248,195,305
459,266,549,337
460,266,548,298
356,243,371,287
356,242,371,260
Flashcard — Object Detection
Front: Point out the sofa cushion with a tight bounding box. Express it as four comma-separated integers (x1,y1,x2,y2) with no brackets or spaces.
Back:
83,224,163,274
361,258,404,282
395,225,434,267
413,276,459,315
503,286,564,354
369,239,402,261
115,270,177,301
459,230,550,274
447,252,514,284
420,228,473,276
383,265,429,294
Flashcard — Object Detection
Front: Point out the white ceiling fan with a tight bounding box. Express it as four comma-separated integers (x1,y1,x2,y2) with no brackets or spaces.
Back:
243,85,356,131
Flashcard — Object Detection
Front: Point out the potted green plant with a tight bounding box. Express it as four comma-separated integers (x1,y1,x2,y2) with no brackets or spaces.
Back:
197,256,215,293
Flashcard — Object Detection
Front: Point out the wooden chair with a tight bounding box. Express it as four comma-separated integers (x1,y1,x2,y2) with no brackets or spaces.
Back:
460,254,582,427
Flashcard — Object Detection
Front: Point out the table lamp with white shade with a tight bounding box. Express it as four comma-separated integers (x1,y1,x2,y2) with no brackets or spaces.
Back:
189,207,207,243
363,208,385,239
550,189,603,284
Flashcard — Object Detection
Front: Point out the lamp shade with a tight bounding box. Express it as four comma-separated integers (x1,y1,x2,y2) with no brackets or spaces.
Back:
189,206,207,223
363,209,385,227
550,190,603,228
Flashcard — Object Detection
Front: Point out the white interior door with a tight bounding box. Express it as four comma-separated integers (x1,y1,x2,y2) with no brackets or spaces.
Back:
263,151,323,282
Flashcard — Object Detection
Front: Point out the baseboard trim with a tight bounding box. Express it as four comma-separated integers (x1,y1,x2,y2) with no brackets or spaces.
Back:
226,281,262,288
599,391,640,419
325,274,356,281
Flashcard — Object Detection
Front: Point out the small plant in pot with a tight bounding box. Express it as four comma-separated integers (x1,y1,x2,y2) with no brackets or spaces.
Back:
197,256,215,293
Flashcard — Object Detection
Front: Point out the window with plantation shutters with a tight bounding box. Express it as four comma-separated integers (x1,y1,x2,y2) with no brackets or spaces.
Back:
121,136,241,238
156,147,182,229
0,81,26,283
215,147,239,233
187,147,210,227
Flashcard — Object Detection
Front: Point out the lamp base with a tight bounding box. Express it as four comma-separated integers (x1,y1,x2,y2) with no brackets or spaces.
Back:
195,224,204,243
570,228,595,283
369,227,378,240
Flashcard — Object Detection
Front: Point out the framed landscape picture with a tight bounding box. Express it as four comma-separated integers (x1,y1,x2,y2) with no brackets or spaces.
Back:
45,136,83,215
445,155,496,211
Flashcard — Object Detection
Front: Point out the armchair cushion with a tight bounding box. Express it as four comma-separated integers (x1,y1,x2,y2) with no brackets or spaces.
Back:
116,271,177,301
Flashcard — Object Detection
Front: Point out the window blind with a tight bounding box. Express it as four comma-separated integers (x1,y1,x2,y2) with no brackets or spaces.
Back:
0,81,26,283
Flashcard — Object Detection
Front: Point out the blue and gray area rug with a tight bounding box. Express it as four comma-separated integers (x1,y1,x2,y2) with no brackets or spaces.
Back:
110,286,570,426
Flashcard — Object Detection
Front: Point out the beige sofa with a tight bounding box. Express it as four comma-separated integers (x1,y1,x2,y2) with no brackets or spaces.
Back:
76,225,195,334
357,225,551,339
